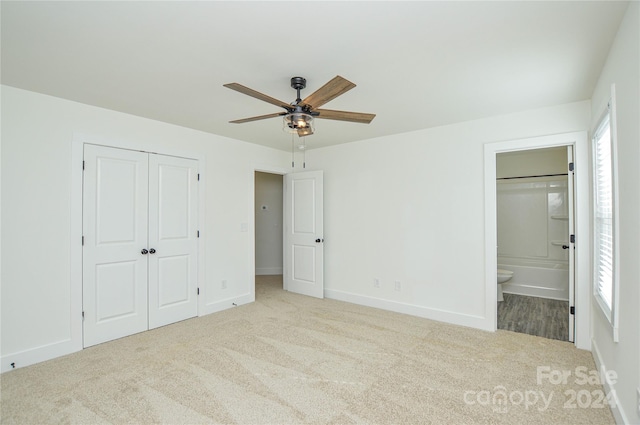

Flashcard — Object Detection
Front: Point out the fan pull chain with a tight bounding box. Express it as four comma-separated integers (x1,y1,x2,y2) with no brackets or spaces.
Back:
291,133,295,168
303,137,306,169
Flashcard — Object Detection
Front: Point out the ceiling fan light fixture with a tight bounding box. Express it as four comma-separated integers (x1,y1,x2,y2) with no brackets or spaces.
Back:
225,75,374,138
283,112,314,134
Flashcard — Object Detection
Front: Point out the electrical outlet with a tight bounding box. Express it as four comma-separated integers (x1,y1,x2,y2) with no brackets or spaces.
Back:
394,281,401,291
221,280,227,289
373,278,380,288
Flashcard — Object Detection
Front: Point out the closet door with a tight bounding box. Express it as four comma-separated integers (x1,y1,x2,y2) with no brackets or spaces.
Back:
83,145,149,347
148,154,199,329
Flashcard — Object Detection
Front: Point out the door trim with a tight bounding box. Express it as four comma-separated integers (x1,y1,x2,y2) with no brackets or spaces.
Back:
484,131,590,350
71,133,205,351
567,145,576,342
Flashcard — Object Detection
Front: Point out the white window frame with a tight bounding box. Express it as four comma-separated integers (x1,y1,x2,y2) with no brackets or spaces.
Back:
592,84,620,342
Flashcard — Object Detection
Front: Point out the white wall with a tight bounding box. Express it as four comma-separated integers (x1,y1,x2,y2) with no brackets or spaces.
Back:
589,3,640,424
0,86,289,370
496,147,567,178
254,172,283,275
307,100,590,330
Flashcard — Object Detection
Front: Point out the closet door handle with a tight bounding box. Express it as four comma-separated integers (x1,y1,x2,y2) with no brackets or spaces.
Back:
141,248,149,255
149,248,156,254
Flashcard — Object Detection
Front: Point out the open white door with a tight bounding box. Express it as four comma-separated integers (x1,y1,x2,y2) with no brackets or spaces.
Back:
83,145,149,347
567,146,576,342
148,154,199,329
284,171,324,298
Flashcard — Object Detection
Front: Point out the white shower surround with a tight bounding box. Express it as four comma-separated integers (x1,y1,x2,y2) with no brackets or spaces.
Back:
497,176,570,301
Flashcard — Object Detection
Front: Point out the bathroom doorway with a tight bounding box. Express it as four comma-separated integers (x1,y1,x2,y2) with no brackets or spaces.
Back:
495,147,574,341
254,171,284,297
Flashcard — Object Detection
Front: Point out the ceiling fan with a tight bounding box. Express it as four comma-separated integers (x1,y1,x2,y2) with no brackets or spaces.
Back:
223,76,376,137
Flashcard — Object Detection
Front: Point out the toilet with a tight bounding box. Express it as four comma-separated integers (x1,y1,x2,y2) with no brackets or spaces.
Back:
497,269,514,302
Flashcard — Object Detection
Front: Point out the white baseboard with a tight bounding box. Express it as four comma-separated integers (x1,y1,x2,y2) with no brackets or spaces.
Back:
255,267,283,275
324,289,492,331
1,338,80,373
591,338,629,424
2,294,255,374
200,293,254,316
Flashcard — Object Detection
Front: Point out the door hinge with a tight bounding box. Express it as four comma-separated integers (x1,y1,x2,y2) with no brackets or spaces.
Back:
569,162,574,172
82,160,85,170
197,288,200,295
570,234,575,244
570,306,575,315
82,236,85,246
197,173,200,181
82,311,85,320
197,230,200,238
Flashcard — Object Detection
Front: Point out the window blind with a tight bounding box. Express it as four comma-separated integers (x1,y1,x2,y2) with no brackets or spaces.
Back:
593,113,613,313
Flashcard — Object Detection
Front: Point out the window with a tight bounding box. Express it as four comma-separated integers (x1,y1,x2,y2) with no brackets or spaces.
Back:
592,94,619,339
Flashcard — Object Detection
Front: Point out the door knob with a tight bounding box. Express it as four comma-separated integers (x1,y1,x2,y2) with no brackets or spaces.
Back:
141,248,149,255
315,238,324,243
562,245,570,250
149,248,156,254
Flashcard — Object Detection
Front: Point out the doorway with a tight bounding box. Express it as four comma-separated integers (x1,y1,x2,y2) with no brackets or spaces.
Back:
495,147,572,341
252,169,325,300
254,171,284,296
483,131,590,350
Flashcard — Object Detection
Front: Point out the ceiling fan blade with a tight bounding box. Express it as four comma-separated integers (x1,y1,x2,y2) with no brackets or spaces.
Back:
224,83,291,110
301,76,356,109
314,109,376,124
229,112,286,124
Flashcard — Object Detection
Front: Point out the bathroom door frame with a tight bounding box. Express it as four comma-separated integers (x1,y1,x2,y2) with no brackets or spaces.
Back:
484,131,590,350
567,145,576,342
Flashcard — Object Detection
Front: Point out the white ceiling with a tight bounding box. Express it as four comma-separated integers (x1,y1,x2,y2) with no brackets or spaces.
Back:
1,1,628,151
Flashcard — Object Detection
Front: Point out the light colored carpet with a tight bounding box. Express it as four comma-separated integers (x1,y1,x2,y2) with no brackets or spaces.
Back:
1,275,615,424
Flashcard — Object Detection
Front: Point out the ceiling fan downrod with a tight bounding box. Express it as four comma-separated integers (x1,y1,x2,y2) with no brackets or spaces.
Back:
290,77,306,104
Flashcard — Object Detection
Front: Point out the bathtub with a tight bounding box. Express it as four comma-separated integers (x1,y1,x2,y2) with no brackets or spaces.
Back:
497,257,569,301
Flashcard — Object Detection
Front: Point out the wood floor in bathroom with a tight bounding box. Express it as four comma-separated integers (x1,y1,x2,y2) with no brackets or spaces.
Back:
498,293,569,341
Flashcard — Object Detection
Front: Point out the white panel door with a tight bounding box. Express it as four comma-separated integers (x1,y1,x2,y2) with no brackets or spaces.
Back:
83,145,149,347
148,154,199,329
284,171,324,298
567,146,576,342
